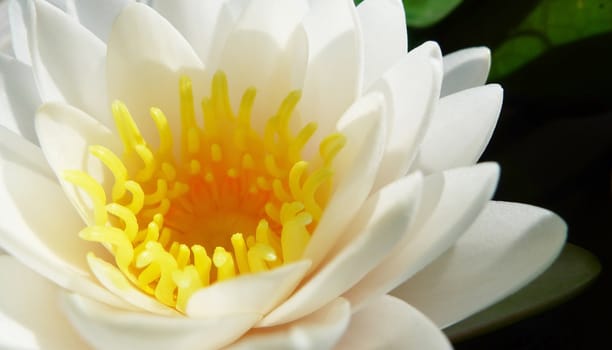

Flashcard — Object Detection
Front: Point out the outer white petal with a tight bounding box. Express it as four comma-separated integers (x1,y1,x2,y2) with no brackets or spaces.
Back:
8,0,31,64
106,2,205,146
229,298,350,350
299,0,362,149
0,135,90,273
186,261,311,318
0,131,130,309
344,163,500,310
0,125,52,180
392,201,567,327
370,41,443,190
336,295,452,350
216,0,309,130
414,84,503,174
303,92,385,270
65,0,128,42
357,0,407,90
0,55,41,144
27,0,111,126
0,255,90,350
62,293,260,350
35,102,123,225
441,47,491,97
260,172,421,326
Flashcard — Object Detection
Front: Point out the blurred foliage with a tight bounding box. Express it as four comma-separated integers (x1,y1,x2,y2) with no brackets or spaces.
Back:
407,0,612,100
401,0,463,27
489,0,612,79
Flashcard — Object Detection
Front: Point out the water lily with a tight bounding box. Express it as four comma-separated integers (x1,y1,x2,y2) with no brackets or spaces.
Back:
0,0,567,349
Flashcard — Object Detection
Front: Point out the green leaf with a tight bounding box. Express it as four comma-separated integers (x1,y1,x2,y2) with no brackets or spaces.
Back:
353,0,462,28
403,0,462,27
444,243,601,342
490,0,612,79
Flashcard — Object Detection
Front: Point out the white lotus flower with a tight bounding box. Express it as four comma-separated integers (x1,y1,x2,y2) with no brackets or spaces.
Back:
0,0,567,349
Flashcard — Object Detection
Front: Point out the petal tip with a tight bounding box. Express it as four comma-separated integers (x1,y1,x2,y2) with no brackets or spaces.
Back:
416,41,442,61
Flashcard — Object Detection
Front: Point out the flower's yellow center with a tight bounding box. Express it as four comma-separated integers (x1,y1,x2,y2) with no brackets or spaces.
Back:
65,71,345,312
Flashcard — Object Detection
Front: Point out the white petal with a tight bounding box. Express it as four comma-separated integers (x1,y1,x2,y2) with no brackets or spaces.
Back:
0,138,93,274
216,0,309,130
303,0,359,62
153,0,228,64
370,41,443,190
66,0,128,42
153,0,249,70
27,0,110,126
260,172,422,327
298,0,362,147
223,0,251,19
8,0,32,64
441,47,491,97
186,261,311,318
0,54,41,144
35,102,123,225
0,135,130,309
344,163,500,310
392,201,567,327
0,255,90,350
303,92,385,270
0,125,52,180
106,2,205,146
229,298,350,350
62,293,260,350
227,0,308,45
336,295,452,350
357,0,407,89
414,84,503,174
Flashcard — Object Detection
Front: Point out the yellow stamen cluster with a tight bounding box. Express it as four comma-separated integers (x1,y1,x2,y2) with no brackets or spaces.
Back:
65,71,345,312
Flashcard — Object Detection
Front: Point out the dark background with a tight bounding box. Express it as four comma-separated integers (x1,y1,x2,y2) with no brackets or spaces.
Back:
409,0,612,348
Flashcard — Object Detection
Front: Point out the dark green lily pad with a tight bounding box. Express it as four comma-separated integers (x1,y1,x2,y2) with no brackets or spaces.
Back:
444,243,601,342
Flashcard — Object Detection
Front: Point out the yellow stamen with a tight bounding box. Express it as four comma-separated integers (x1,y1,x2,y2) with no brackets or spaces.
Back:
213,247,236,281
63,170,107,225
65,71,345,311
231,233,250,275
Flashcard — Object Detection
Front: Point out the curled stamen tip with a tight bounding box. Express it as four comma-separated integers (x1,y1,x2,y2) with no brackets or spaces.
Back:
136,251,153,268
111,100,126,112
180,75,192,86
212,247,228,267
213,70,227,82
289,90,302,100
244,87,257,98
